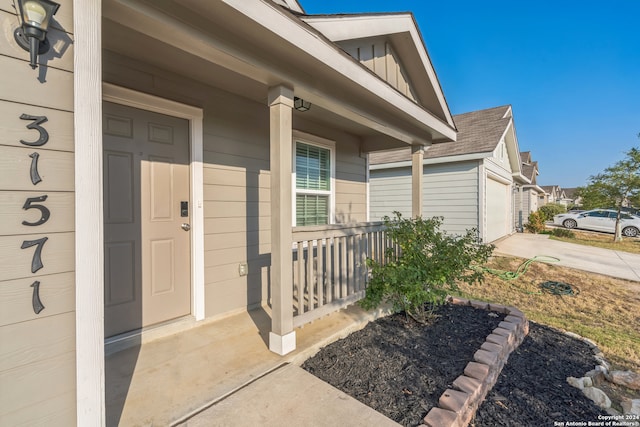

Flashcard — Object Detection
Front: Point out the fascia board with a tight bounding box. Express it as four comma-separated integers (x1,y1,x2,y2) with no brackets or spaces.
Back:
110,0,456,142
216,1,456,140
369,151,490,170
501,118,524,174
512,173,531,184
303,13,455,128
273,0,304,14
522,184,545,193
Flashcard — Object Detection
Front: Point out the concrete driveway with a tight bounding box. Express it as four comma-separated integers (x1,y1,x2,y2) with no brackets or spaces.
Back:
493,233,640,282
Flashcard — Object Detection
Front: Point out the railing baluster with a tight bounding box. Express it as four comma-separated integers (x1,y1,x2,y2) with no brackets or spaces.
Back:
326,236,333,303
333,236,340,299
291,222,389,326
341,238,345,299
317,238,325,307
306,239,314,312
297,241,305,315
354,234,361,292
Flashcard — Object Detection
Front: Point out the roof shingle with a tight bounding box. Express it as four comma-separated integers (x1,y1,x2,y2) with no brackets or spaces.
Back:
369,105,511,165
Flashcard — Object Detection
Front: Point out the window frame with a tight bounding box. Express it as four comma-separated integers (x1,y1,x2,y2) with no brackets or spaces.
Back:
292,130,336,227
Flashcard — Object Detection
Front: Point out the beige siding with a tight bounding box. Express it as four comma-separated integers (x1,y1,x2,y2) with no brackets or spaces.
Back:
0,4,76,425
105,55,369,318
338,38,417,102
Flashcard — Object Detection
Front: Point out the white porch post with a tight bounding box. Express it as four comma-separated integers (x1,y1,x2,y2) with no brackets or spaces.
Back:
74,0,104,425
411,145,424,218
268,86,296,355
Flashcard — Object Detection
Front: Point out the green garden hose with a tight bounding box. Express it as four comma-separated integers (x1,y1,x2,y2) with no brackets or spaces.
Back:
482,255,560,281
480,256,578,296
540,281,579,296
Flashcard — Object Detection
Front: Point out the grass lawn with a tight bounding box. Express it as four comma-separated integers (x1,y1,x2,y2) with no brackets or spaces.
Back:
455,256,640,372
547,228,640,254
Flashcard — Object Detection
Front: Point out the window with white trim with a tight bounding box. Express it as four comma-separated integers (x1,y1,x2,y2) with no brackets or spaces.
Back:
294,138,334,226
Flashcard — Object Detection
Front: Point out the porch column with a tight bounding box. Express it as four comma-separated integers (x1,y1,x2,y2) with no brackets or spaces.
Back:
411,145,424,218
268,86,296,355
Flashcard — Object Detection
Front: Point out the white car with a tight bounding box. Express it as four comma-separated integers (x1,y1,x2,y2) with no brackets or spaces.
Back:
553,209,640,237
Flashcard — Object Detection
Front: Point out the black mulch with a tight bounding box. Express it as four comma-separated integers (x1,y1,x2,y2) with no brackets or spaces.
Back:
301,303,607,427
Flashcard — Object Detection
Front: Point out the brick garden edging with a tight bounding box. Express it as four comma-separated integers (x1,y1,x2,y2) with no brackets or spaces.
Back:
420,297,530,427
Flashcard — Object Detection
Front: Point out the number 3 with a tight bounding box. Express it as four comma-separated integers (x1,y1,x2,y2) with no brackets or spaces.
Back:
20,114,49,147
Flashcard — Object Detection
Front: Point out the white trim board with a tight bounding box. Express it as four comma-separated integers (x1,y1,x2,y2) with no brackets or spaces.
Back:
102,83,206,322
74,0,104,425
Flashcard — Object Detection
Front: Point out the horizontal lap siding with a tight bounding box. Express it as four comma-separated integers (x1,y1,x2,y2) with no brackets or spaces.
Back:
370,161,480,236
423,162,479,236
369,168,412,220
0,2,76,425
335,143,367,224
201,93,271,317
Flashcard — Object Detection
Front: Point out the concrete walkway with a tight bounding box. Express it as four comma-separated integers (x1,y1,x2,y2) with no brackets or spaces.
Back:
493,233,640,282
180,364,399,427
106,304,398,426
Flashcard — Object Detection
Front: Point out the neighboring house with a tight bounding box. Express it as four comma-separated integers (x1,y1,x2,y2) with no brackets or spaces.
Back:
369,105,526,243
541,185,569,206
517,151,545,225
562,187,581,207
0,0,458,424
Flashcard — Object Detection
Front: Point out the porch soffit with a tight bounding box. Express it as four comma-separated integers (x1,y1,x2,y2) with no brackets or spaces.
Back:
301,13,455,128
102,0,456,146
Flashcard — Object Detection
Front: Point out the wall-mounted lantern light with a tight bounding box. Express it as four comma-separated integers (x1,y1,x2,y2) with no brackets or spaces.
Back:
14,0,60,69
294,97,311,112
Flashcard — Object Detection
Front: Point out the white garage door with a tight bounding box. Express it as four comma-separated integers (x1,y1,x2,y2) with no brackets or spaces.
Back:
486,178,509,242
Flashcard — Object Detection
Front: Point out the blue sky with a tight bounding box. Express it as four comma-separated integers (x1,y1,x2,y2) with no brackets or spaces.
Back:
303,1,640,188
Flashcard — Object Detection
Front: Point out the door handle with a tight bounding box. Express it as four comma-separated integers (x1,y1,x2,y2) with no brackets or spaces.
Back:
181,223,191,231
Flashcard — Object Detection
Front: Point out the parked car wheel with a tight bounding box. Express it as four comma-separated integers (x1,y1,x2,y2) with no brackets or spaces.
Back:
563,219,578,229
622,226,639,238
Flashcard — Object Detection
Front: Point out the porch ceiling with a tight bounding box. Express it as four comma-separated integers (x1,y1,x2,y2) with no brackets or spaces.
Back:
102,0,455,150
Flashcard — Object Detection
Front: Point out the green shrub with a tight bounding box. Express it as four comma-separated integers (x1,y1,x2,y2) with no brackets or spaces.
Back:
550,227,575,238
538,203,566,221
360,212,494,323
525,211,546,233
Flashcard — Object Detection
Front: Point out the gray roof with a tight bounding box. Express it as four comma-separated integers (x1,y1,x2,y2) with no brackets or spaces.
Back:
521,160,538,183
519,151,540,184
563,187,578,198
369,105,511,164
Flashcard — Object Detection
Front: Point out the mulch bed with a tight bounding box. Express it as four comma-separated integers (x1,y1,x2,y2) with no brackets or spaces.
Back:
302,303,606,427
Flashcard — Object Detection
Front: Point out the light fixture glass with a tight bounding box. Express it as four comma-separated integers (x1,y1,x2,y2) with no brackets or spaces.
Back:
14,0,60,69
23,1,48,28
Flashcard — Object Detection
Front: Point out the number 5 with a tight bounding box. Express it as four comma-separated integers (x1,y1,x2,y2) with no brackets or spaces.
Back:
22,195,50,226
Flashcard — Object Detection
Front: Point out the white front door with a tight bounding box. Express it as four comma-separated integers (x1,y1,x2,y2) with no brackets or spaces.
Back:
103,101,191,337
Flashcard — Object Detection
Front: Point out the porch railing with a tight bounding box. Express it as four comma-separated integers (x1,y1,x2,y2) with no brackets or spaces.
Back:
291,221,396,327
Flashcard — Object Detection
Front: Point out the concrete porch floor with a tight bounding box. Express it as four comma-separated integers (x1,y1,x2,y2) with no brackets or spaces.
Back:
106,304,392,426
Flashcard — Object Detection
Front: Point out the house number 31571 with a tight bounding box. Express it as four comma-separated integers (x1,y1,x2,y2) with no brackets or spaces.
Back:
19,113,51,315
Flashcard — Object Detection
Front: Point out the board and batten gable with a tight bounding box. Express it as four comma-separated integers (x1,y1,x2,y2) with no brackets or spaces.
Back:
370,160,480,236
104,54,368,319
337,37,418,103
0,1,77,425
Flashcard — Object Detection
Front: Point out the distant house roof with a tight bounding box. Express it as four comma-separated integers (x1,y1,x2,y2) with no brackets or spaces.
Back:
563,187,578,198
519,151,541,185
521,161,537,182
370,105,511,164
